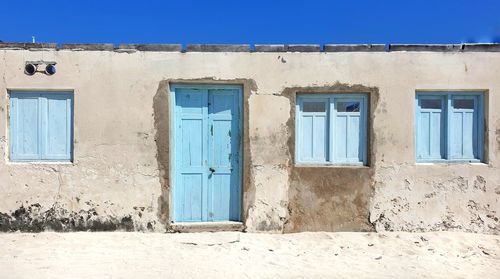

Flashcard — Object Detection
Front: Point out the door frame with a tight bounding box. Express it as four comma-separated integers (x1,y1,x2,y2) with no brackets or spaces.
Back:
169,83,244,223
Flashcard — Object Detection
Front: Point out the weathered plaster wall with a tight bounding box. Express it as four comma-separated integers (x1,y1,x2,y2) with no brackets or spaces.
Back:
0,46,499,233
280,84,379,233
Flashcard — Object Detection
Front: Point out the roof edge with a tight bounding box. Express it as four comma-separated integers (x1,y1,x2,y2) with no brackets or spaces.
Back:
1,42,499,52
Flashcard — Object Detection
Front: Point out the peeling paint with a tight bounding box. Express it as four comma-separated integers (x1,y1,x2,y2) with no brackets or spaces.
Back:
0,49,499,234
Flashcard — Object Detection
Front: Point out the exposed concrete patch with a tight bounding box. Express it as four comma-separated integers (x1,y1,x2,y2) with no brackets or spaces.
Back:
244,164,289,232
152,77,257,231
153,81,171,230
170,221,244,233
280,82,380,233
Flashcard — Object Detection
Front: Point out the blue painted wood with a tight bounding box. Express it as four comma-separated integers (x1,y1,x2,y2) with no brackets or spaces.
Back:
41,93,73,160
174,88,208,222
172,85,241,222
297,98,329,163
208,89,241,221
296,94,367,165
416,96,445,160
416,92,483,163
10,92,73,162
10,93,41,160
449,96,478,160
333,97,365,164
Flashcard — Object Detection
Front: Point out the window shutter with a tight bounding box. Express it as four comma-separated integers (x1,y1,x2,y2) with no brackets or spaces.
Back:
449,96,477,160
333,98,365,164
416,96,445,160
298,98,328,162
41,93,73,160
10,93,41,160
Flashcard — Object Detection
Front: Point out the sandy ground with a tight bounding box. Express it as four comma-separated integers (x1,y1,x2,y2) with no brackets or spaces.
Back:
0,231,499,279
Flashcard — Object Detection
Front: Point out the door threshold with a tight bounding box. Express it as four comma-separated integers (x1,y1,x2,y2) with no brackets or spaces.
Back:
170,221,245,233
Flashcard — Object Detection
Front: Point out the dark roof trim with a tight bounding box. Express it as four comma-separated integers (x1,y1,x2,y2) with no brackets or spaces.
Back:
185,44,250,52
254,44,321,52
254,44,286,52
118,44,182,52
61,43,114,51
462,43,500,52
324,44,386,52
389,44,500,52
389,44,462,51
1,42,500,52
0,42,58,50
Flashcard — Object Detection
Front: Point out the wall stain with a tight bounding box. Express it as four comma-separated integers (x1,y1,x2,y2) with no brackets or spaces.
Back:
496,126,500,152
0,203,141,232
280,81,380,233
153,81,171,231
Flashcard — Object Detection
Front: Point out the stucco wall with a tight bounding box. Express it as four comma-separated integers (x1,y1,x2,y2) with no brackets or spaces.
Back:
0,45,499,233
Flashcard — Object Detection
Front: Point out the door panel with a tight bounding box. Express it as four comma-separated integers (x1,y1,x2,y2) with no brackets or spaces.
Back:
181,174,204,221
174,89,209,222
208,89,240,221
173,87,241,222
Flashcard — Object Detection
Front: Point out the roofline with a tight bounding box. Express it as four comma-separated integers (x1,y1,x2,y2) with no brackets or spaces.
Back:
0,42,499,52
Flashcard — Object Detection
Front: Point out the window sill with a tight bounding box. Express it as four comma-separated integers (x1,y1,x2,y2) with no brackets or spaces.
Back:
6,161,74,166
295,163,369,168
416,161,487,166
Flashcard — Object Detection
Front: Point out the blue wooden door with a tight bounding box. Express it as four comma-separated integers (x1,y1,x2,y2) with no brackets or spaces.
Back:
173,86,241,222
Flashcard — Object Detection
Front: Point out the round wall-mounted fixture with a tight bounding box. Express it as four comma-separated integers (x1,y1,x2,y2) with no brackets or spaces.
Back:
24,61,57,76
45,64,56,75
24,63,37,75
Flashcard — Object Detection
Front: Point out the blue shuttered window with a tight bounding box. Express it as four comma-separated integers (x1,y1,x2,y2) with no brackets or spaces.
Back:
296,94,368,165
9,92,73,162
415,92,483,162
297,98,329,162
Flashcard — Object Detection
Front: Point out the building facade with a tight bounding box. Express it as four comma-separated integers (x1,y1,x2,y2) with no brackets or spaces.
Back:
0,43,499,233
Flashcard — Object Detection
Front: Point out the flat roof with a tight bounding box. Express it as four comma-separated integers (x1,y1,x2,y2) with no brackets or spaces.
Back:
0,42,499,52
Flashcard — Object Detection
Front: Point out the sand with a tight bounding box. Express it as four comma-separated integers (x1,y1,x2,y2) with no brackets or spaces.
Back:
0,231,499,278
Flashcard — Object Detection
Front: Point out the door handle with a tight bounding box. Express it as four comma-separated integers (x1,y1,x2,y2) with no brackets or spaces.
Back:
209,167,215,173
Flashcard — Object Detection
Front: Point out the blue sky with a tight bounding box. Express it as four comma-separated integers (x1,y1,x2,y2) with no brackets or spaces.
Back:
1,0,499,44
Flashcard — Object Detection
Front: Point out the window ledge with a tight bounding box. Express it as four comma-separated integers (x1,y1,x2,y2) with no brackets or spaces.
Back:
416,162,487,166
6,161,74,166
295,163,369,168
